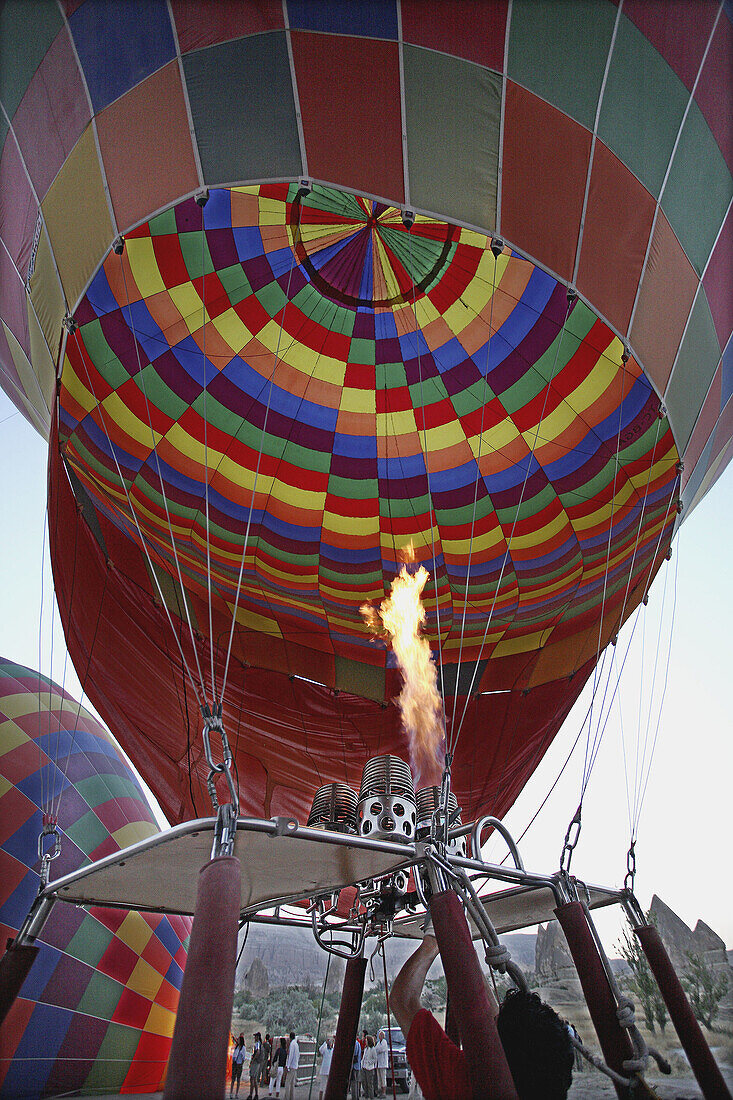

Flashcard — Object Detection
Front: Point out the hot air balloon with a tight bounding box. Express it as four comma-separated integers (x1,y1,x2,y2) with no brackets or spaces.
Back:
0,657,191,1097
0,0,730,829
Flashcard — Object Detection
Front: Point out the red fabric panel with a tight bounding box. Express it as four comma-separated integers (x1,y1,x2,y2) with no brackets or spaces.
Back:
164,857,241,1100
95,61,199,235
635,925,731,1100
291,32,404,203
576,141,656,337
171,0,284,52
703,207,733,350
400,0,507,71
682,364,721,492
11,26,89,200
324,956,367,1100
630,210,698,396
621,0,718,93
501,82,591,283
554,902,634,1099
431,891,518,1100
695,12,733,171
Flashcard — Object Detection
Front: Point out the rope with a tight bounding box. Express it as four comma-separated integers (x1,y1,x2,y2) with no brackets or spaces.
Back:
307,951,331,1100
219,191,305,705
116,249,208,705
407,221,447,716
199,198,218,706
70,327,205,707
451,289,576,755
449,242,501,741
381,942,398,1100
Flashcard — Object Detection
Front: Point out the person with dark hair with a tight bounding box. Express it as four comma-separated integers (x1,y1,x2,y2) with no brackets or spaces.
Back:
247,1032,264,1100
269,1038,287,1098
391,934,573,1100
230,1034,246,1098
261,1033,272,1088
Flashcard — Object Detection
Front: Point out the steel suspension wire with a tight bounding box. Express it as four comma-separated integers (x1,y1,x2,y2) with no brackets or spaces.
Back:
307,951,332,1100
116,252,208,704
219,195,304,705
580,469,679,804
631,530,680,843
450,291,576,757
407,223,447,718
199,199,218,707
449,243,501,743
578,360,634,798
36,507,49,817
69,327,205,709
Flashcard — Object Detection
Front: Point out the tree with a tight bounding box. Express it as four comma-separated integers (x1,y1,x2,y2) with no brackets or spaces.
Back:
681,951,728,1030
616,917,668,1034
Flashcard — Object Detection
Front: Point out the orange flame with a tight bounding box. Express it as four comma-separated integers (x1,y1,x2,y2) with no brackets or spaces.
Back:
361,542,444,783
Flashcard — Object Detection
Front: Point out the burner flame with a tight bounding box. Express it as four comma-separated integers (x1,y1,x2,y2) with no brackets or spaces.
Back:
361,543,444,783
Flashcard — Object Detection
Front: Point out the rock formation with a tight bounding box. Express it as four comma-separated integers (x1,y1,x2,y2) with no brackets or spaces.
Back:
245,956,269,998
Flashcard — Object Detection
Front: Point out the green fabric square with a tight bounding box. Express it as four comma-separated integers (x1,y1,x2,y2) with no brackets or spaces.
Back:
149,208,178,236
76,968,123,1018
218,263,252,306
349,338,376,365
183,32,301,183
598,14,689,198
256,280,289,317
508,0,616,130
0,0,63,120
136,362,188,422
661,100,733,277
179,231,214,281
404,45,501,233
83,1024,141,1093
78,319,129,390
65,809,110,856
67,915,114,968
666,290,721,452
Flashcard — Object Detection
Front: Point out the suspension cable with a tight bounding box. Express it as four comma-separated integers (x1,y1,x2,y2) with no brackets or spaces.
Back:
219,189,305,705
451,288,577,755
69,326,205,707
114,248,208,702
449,240,502,742
407,220,447,720
199,193,218,706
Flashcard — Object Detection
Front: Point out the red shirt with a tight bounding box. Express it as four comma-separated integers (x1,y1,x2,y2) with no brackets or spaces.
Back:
406,1009,471,1100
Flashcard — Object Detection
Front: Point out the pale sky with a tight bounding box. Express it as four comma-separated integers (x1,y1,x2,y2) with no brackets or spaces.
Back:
1,386,731,950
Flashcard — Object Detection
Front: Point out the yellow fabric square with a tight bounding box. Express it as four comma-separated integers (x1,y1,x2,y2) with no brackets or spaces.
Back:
116,912,153,956
127,956,164,1000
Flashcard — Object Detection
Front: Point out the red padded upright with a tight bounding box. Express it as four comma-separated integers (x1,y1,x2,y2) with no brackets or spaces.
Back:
325,955,367,1100
164,856,241,1099
431,889,518,1100
635,923,731,1100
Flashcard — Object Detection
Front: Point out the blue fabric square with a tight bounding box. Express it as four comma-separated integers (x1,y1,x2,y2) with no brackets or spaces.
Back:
70,0,176,113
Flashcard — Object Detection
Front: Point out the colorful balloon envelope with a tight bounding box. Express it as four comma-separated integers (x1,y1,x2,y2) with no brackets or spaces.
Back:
0,658,191,1097
0,3,730,823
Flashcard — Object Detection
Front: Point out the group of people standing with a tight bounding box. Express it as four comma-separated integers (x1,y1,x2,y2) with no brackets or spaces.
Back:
350,1029,390,1099
229,1031,299,1100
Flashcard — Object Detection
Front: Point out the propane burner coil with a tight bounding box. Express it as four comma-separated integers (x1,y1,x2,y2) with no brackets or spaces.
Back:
357,755,416,842
307,783,358,833
415,785,466,856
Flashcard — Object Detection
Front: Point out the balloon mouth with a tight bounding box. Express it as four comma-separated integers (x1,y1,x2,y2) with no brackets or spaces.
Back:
288,188,457,308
